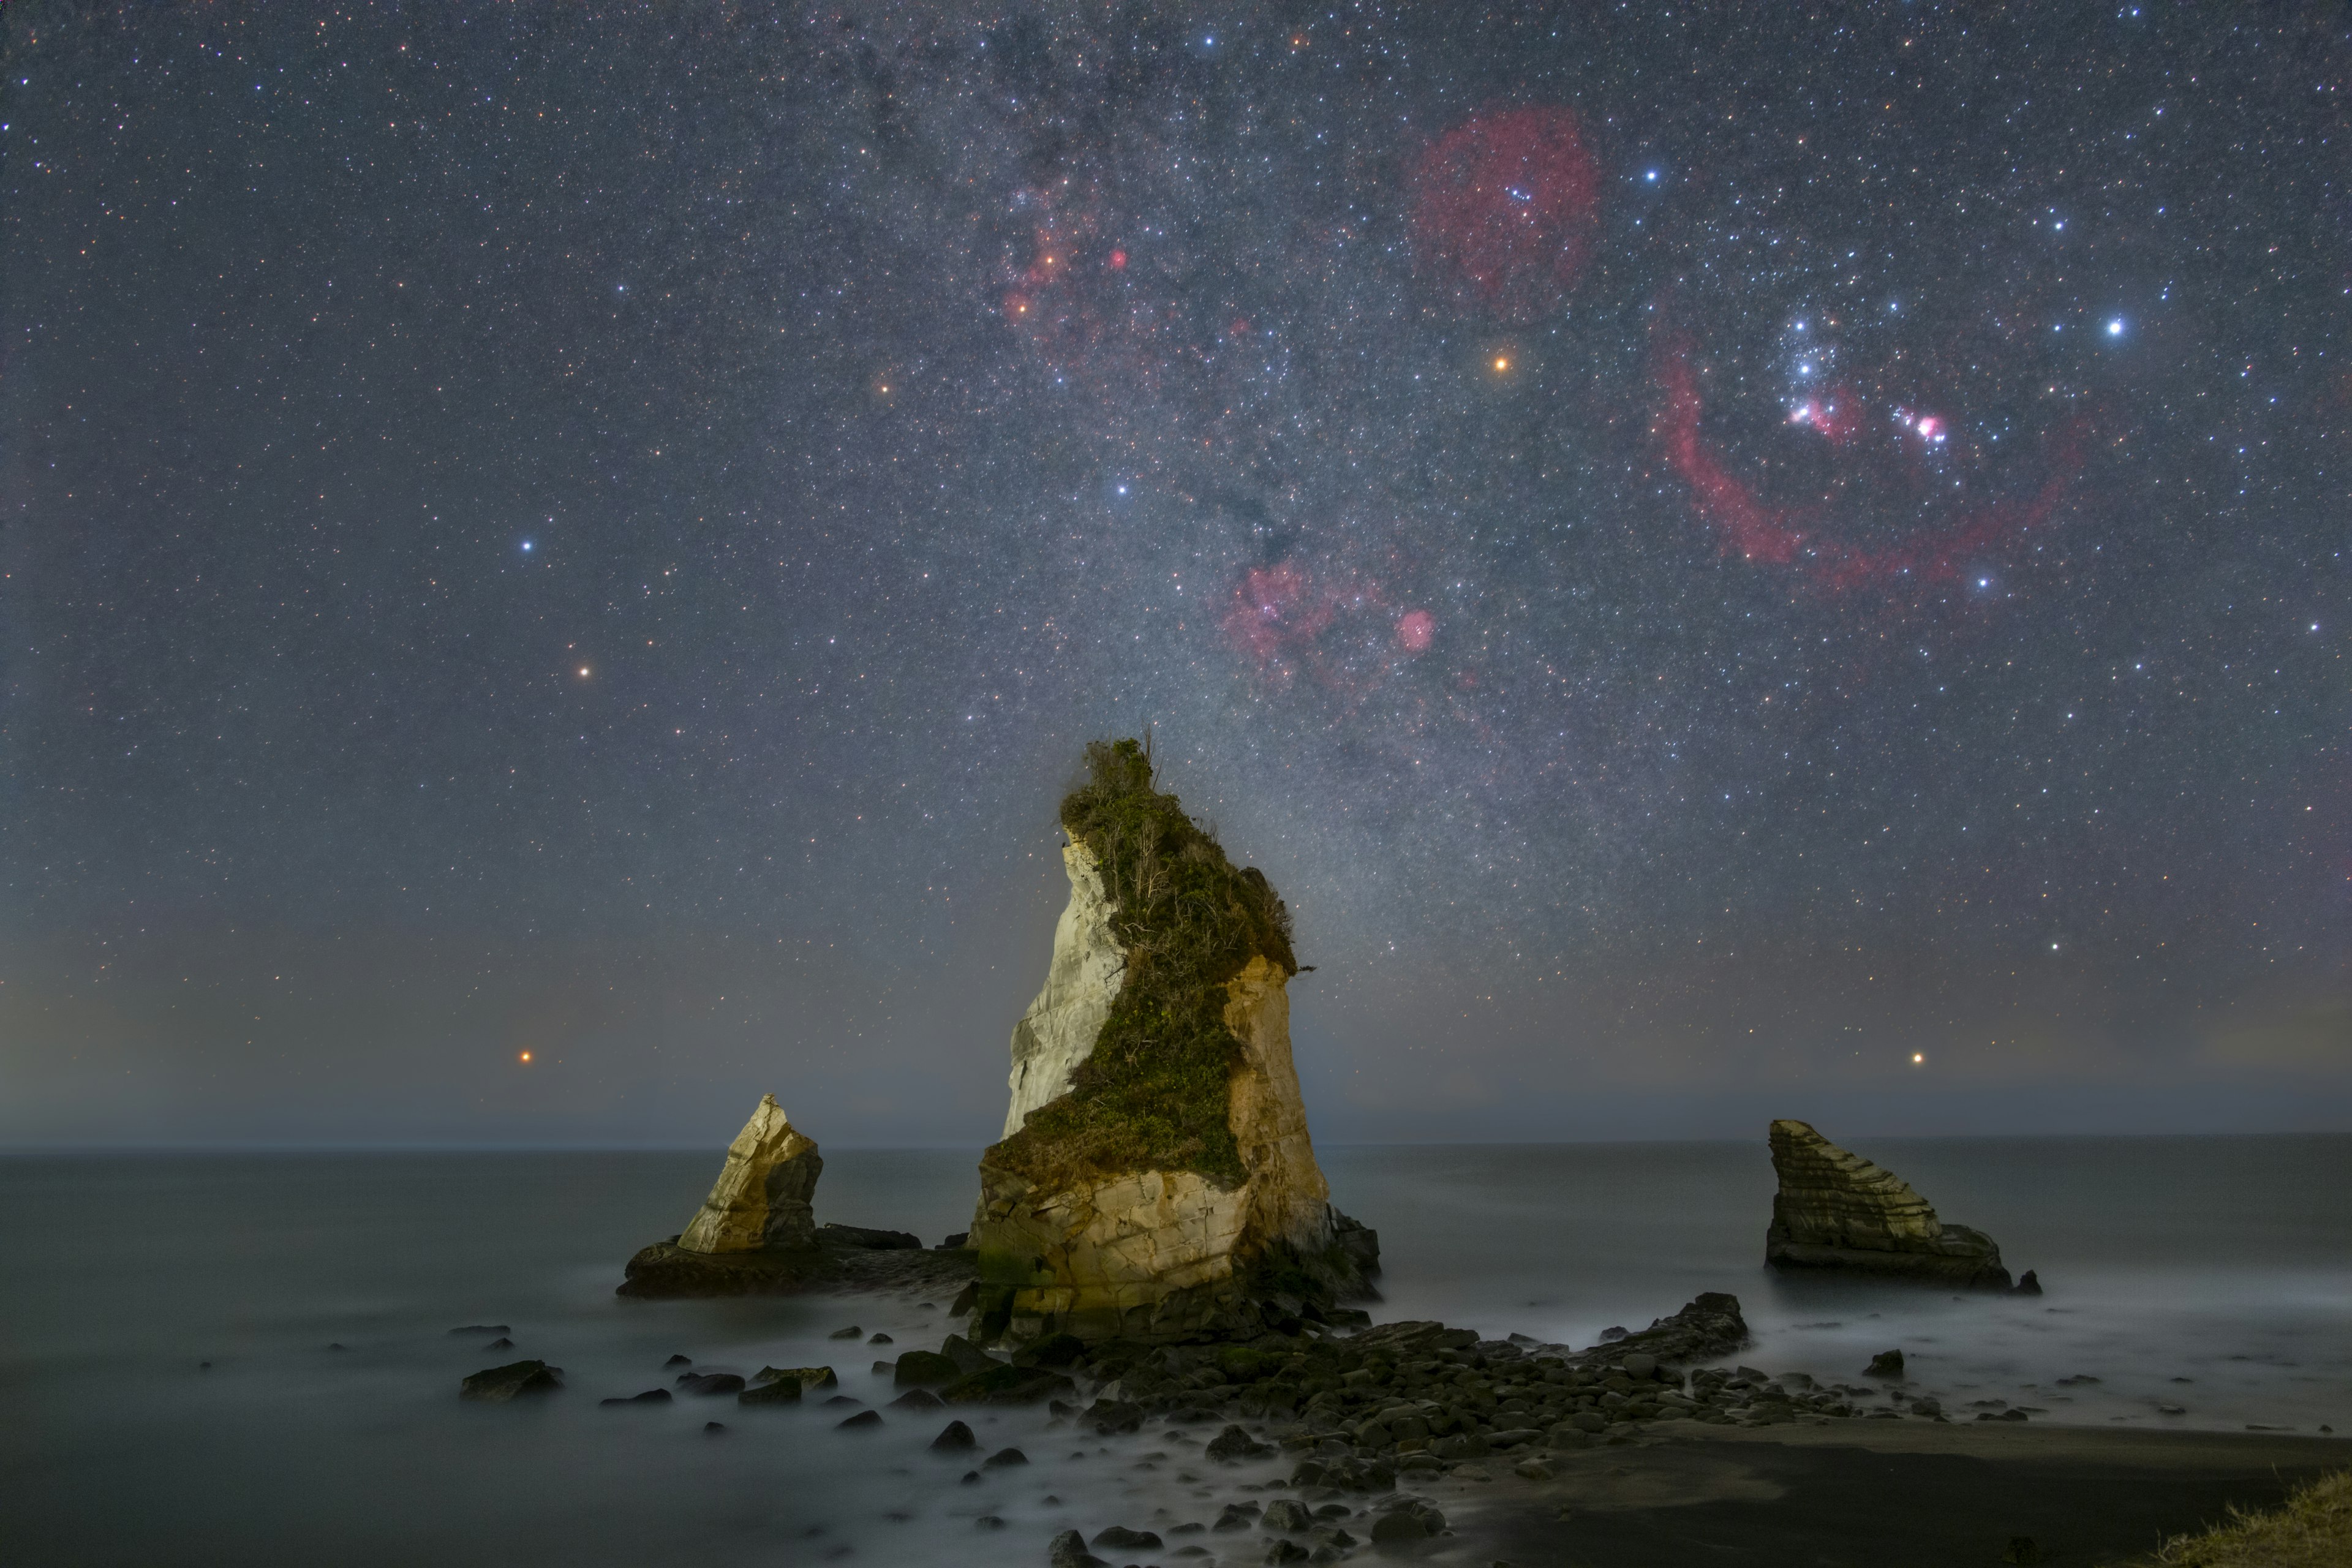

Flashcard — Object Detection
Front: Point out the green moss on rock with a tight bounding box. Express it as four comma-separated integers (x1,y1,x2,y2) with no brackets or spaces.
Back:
987,737,1297,1193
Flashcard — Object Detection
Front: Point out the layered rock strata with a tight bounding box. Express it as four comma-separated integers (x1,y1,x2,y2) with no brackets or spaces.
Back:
1764,1118,2013,1288
970,737,1374,1344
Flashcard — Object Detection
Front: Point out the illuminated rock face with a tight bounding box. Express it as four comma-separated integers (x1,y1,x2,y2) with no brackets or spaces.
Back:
678,1094,823,1254
973,845,1364,1344
1764,1119,2011,1289
1001,842,1125,1139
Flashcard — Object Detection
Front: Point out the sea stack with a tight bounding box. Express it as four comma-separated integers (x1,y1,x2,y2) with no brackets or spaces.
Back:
1764,1119,2013,1289
968,737,1375,1344
679,1093,822,1252
616,1095,835,1297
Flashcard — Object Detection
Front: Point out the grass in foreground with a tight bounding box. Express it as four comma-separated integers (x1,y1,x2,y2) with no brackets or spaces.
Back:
2140,1469,2351,1567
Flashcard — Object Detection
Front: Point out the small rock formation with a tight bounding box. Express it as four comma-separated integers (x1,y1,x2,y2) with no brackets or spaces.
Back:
459,1359,562,1403
1765,1120,2015,1289
680,1093,821,1252
968,737,1376,1344
616,1096,973,1298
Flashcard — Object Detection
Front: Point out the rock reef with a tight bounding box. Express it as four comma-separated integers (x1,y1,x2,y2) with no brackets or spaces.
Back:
970,737,1376,1344
1764,1118,2014,1288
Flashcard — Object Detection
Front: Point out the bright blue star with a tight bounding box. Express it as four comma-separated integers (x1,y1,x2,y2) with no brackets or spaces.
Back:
2107,318,2125,336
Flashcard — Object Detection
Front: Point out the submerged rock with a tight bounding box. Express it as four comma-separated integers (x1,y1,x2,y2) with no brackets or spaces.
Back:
968,739,1376,1344
682,1093,823,1253
1765,1120,2015,1289
459,1359,562,1403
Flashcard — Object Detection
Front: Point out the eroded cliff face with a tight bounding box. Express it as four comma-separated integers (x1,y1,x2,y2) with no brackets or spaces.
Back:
1765,1118,2011,1288
1001,842,1124,1139
968,738,1367,1344
974,953,1344,1341
679,1093,823,1253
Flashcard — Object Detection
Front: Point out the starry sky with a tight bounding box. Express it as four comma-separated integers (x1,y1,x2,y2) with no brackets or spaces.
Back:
4,3,2346,1148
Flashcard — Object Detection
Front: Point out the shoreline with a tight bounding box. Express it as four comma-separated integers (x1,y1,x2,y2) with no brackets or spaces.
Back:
1419,1421,2352,1566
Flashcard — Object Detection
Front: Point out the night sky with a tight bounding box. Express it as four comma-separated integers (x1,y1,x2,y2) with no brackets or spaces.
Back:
4,4,2346,1148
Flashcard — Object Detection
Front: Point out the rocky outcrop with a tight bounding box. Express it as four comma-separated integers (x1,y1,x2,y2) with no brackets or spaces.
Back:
1764,1119,2013,1288
969,737,1374,1344
616,1094,973,1298
679,1094,821,1253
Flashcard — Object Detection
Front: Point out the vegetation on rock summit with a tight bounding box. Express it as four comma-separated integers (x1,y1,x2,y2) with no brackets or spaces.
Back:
987,737,1296,1193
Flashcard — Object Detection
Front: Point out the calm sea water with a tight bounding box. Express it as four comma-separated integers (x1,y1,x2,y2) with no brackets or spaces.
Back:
4,1138,2346,1566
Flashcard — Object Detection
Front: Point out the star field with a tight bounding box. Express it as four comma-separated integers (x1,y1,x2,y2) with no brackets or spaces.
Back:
2,3,2345,1144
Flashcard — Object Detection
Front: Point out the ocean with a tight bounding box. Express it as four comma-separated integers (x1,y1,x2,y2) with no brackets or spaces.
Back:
4,1137,2346,1565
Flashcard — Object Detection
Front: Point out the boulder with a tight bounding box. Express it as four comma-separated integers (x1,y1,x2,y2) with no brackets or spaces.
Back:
892,1350,962,1387
459,1360,562,1403
736,1378,801,1406
674,1371,745,1396
1048,1530,1110,1568
681,1094,823,1253
967,739,1376,1344
753,1365,837,1392
1765,1120,2014,1289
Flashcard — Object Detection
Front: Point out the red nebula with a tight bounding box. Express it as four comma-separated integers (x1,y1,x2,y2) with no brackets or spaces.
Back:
1223,564,1338,667
1396,610,1436,651
1411,107,1602,323
1790,388,1863,445
1653,331,2087,592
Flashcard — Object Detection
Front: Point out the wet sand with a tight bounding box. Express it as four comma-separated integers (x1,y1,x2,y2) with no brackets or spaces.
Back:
1418,1422,2352,1567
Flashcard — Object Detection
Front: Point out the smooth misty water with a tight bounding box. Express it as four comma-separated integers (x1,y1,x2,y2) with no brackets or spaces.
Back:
3,1139,2347,1566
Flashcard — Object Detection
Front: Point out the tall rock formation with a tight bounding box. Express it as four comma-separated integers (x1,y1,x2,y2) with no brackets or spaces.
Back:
1765,1119,2013,1289
679,1093,822,1253
970,737,1374,1344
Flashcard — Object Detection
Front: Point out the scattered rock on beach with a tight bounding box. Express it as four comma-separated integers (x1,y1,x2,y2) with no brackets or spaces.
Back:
891,1387,946,1410
1261,1499,1314,1531
835,1408,883,1430
460,1360,563,1402
828,1325,863,1340
1047,1529,1110,1568
601,1388,673,1406
755,1365,837,1392
1866,1349,1907,1378
1205,1423,1272,1461
982,1446,1029,1468
448,1324,511,1337
930,1419,978,1452
736,1378,802,1406
1092,1525,1163,1550
675,1371,745,1396
664,1353,693,1367
483,1336,513,1350
893,1349,962,1387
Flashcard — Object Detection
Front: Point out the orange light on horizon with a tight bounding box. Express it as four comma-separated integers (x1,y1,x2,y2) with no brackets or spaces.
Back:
519,1051,533,1063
